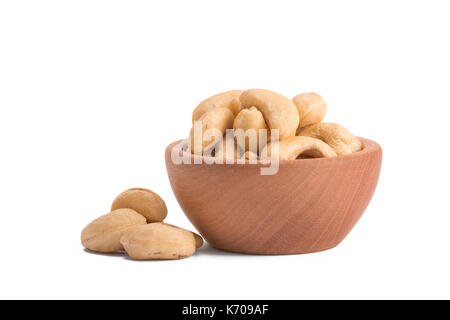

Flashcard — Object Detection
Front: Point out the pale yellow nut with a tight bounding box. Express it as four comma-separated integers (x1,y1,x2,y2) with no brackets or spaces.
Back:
81,208,146,253
233,106,268,153
239,89,299,141
298,122,362,156
214,133,241,160
120,223,196,260
292,92,327,131
189,107,234,154
111,187,167,223
192,90,243,123
262,136,337,160
161,222,204,249
243,150,259,161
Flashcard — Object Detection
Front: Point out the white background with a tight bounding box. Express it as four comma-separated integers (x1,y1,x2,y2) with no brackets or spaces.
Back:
1,0,449,299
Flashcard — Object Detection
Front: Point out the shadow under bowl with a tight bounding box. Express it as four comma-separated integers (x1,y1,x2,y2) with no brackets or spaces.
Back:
165,137,382,255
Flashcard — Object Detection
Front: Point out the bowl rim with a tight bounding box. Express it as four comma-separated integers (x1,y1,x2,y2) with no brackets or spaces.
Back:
166,137,381,166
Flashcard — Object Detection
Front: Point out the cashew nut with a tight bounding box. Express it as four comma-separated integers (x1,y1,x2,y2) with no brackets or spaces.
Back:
233,106,268,153
292,92,327,132
162,222,204,249
262,136,337,160
214,133,242,161
298,122,362,156
120,223,196,260
111,187,168,223
189,107,234,154
238,89,299,141
81,208,147,253
192,90,243,123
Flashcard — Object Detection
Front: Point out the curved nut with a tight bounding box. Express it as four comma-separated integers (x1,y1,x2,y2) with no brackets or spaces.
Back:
120,223,196,260
239,89,299,140
214,133,241,160
162,222,203,249
189,107,234,154
81,208,146,253
292,92,327,131
233,106,268,153
262,136,337,160
111,187,168,223
298,122,362,156
192,90,243,123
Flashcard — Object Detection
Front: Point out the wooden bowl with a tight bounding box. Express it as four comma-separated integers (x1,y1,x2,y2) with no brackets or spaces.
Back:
165,138,382,255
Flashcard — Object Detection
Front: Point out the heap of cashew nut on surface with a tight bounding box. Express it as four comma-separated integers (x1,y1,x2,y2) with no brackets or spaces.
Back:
81,187,203,260
188,89,362,160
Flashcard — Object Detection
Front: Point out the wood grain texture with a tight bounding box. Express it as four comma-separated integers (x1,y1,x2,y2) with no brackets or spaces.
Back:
165,138,382,255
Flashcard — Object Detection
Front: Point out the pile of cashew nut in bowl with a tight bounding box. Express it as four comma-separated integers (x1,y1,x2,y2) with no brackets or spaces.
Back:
185,89,362,161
